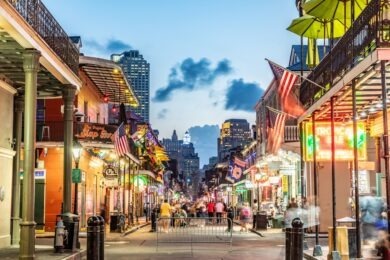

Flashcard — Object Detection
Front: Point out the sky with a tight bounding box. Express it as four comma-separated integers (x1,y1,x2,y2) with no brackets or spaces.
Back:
44,0,299,166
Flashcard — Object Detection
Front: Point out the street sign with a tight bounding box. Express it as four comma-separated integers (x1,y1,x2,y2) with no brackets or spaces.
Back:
72,168,82,183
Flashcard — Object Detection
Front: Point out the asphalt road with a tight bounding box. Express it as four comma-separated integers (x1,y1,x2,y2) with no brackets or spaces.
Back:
99,225,284,260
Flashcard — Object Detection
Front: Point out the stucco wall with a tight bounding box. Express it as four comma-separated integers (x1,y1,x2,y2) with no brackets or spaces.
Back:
0,87,15,248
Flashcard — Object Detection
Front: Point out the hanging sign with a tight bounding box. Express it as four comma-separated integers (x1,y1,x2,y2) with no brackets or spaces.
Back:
103,166,118,179
303,122,367,161
75,123,116,143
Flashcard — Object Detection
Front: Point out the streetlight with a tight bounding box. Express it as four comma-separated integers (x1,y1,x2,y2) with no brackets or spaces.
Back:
72,140,82,215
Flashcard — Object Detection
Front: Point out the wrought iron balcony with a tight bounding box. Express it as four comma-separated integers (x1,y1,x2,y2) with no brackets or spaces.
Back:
300,0,388,109
7,0,79,74
284,125,299,142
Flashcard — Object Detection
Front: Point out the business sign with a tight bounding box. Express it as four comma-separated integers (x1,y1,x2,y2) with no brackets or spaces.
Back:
75,123,116,143
103,166,117,179
303,122,367,161
20,169,46,180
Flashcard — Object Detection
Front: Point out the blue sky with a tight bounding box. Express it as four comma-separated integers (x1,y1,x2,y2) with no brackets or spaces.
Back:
44,0,299,165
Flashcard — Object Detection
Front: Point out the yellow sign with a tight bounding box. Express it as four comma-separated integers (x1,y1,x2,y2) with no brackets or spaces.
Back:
282,175,289,193
303,122,367,161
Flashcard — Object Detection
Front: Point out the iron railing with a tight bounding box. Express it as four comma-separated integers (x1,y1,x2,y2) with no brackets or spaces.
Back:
284,125,299,142
300,0,387,108
6,0,79,74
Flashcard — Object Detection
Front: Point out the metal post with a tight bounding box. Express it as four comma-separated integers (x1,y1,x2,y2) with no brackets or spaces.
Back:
330,97,341,259
380,60,390,235
352,79,362,258
299,122,305,199
291,218,304,260
20,49,40,259
312,112,322,256
74,161,79,215
62,85,77,213
11,96,23,246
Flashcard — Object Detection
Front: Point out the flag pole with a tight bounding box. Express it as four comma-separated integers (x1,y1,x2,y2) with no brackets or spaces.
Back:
265,58,327,91
266,106,297,119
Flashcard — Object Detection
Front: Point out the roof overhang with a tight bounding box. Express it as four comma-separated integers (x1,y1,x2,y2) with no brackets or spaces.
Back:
79,56,139,107
298,48,390,124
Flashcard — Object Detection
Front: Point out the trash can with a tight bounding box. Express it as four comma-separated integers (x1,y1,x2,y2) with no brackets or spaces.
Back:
256,213,268,230
337,217,357,258
272,215,284,228
62,212,80,251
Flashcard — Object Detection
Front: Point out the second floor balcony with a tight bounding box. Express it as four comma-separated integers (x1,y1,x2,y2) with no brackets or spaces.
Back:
299,0,390,122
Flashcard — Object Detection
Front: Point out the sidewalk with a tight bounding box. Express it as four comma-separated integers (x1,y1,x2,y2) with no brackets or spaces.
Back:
0,220,150,259
303,243,380,259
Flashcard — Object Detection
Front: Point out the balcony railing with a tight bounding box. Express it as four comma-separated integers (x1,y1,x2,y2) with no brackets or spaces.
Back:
300,0,386,108
284,125,299,142
7,0,79,74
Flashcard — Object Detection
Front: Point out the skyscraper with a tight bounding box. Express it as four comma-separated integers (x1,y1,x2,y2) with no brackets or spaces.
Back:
112,50,150,122
218,119,251,161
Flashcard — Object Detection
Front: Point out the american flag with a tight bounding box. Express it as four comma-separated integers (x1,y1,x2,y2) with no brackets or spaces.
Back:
113,122,130,157
267,108,287,154
268,60,299,109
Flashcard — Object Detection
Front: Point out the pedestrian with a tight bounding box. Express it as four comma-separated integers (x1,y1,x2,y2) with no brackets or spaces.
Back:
207,200,215,223
160,199,171,233
215,200,224,224
252,199,258,229
239,202,252,233
226,204,234,232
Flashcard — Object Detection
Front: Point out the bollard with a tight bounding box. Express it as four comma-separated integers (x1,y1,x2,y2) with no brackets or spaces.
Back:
97,215,105,260
285,227,292,260
290,218,304,260
87,216,100,260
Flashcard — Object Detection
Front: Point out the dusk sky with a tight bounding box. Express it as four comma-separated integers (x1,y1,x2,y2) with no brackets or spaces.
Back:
45,0,299,165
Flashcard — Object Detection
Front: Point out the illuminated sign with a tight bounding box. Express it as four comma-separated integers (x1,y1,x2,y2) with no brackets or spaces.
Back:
303,122,367,161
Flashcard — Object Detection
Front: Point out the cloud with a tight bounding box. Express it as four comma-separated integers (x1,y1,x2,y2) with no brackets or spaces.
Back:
83,38,132,54
157,109,168,119
225,79,264,112
188,125,220,167
153,58,233,102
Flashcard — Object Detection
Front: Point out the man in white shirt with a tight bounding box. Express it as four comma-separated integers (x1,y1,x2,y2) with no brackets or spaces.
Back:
214,200,224,224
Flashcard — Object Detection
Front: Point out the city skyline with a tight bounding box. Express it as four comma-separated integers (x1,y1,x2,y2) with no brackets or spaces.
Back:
44,0,299,139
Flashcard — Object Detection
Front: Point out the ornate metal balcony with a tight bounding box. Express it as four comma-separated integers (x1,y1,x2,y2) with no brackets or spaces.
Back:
7,0,79,74
284,125,299,142
300,0,387,109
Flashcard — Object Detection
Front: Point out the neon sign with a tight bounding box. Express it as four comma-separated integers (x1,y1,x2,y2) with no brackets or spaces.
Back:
303,122,367,161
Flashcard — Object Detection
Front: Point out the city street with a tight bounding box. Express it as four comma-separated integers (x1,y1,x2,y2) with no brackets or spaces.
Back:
36,224,286,260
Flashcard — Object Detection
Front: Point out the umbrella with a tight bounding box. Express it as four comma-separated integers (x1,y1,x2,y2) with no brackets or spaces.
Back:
303,0,370,30
287,14,348,39
287,14,347,66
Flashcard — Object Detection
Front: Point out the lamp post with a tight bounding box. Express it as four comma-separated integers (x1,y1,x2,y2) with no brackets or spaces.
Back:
72,141,82,215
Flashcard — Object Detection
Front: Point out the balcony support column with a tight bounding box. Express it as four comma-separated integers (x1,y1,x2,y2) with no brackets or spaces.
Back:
62,85,76,214
11,96,23,246
20,49,40,260
380,60,390,236
312,111,322,257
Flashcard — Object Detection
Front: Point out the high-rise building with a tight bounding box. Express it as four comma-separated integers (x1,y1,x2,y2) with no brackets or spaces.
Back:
162,130,200,190
218,119,252,161
111,50,150,122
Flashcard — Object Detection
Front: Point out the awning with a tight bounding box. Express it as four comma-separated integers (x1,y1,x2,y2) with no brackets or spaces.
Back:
79,56,139,107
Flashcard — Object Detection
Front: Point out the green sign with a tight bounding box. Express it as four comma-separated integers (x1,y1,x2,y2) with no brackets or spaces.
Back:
72,168,82,183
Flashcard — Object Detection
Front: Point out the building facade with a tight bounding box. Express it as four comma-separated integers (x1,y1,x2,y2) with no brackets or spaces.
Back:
218,119,252,162
111,50,150,123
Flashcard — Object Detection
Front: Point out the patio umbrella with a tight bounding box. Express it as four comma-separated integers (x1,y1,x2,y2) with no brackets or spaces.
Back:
303,0,370,31
287,14,347,39
287,14,347,66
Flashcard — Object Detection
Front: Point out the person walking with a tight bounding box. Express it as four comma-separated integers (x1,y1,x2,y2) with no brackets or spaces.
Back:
240,202,252,233
207,200,215,223
160,199,171,233
252,199,258,229
215,200,224,224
